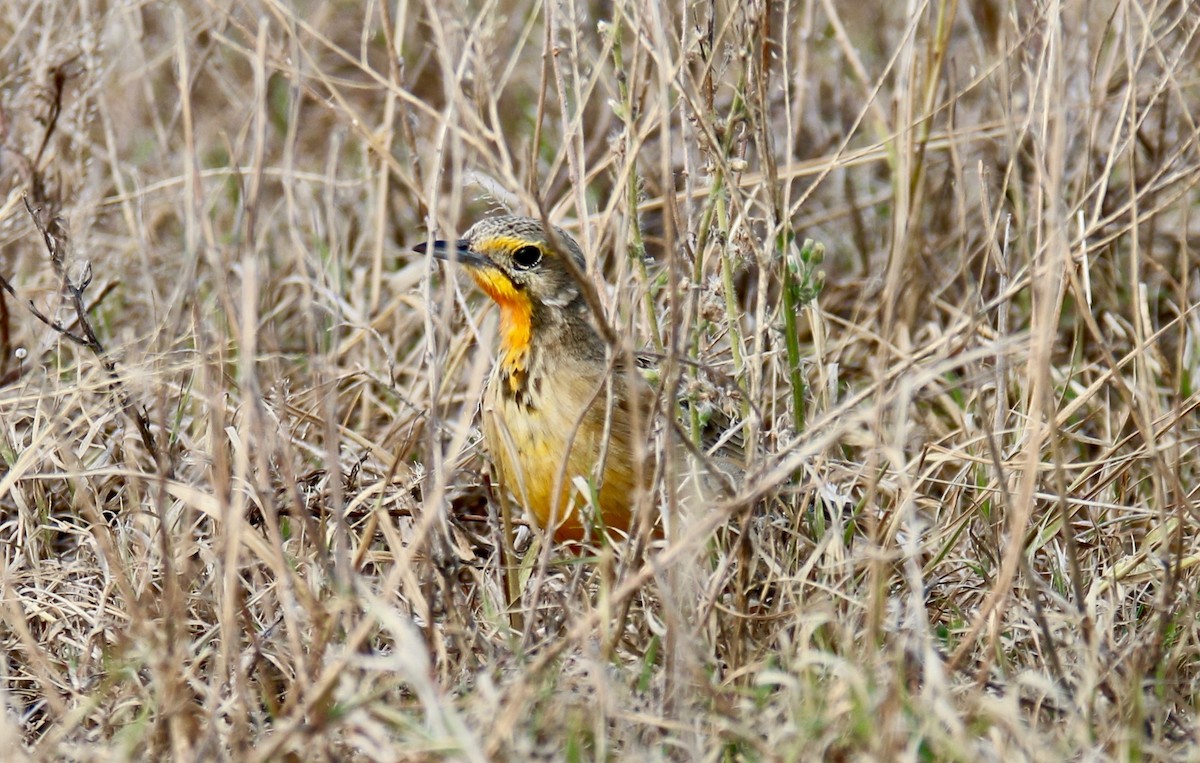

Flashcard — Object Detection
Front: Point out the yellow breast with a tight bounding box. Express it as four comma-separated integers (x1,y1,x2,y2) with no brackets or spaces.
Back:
482,365,650,541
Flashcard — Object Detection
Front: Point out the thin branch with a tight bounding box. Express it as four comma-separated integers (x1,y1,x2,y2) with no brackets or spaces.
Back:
19,196,162,467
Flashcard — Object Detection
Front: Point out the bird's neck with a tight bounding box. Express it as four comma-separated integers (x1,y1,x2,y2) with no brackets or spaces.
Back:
495,299,533,396
468,270,533,382
494,297,603,401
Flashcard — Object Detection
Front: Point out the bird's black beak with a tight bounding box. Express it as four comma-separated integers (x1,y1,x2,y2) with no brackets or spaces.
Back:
414,239,487,268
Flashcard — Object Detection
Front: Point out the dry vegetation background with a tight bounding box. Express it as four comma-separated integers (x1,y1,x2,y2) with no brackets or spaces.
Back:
1,0,1199,760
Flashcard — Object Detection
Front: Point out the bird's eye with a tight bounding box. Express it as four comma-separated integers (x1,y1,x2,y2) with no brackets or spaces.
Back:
511,245,542,270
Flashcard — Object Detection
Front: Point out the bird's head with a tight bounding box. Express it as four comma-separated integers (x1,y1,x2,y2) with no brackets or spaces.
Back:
417,215,603,371
415,215,588,316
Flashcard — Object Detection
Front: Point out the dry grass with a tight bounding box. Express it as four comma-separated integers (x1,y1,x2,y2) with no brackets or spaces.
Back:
1,0,1199,759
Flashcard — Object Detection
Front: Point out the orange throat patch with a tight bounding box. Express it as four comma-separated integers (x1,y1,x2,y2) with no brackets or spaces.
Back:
468,267,532,391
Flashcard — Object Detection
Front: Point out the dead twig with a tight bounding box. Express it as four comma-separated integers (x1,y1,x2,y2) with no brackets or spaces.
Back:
13,197,162,468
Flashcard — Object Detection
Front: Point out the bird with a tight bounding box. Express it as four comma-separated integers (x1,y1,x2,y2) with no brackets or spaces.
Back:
416,216,658,543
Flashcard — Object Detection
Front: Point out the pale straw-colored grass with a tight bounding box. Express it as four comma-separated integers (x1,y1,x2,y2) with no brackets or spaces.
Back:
1,0,1198,759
